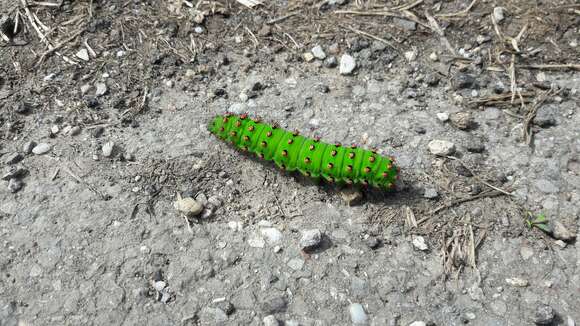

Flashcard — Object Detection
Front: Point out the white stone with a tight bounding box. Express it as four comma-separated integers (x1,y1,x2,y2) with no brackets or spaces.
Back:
436,112,449,122
102,141,114,157
248,236,265,248
311,45,326,60
493,7,505,22
339,54,356,75
263,315,279,326
76,48,90,61
428,139,456,156
349,303,368,324
429,52,439,61
153,281,167,292
409,322,427,326
95,82,108,97
505,277,529,287
32,143,52,155
260,228,283,244
404,50,417,62
412,235,428,251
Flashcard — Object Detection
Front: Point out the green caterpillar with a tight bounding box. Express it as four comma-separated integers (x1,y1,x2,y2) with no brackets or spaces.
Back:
209,113,399,190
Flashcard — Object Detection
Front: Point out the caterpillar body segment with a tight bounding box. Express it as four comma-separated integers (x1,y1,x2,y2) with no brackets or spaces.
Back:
209,114,398,190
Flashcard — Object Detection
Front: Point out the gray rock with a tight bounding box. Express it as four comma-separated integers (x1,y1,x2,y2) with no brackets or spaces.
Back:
200,307,228,323
2,166,27,181
424,187,438,199
428,140,455,156
340,54,356,75
393,17,417,31
366,237,380,249
311,45,326,60
351,277,369,297
452,74,476,90
22,141,36,154
324,56,338,68
287,258,304,271
69,126,82,136
465,138,485,153
4,152,23,165
260,295,287,314
490,300,507,315
328,43,340,54
214,300,234,315
32,143,52,155
95,83,108,97
349,303,368,324
300,229,322,249
534,106,557,127
534,179,559,194
534,304,555,325
493,7,506,23
102,141,114,157
263,315,279,326
8,178,23,193
471,207,483,217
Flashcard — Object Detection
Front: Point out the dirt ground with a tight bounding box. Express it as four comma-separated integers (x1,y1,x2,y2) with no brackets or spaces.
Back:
1,1,579,325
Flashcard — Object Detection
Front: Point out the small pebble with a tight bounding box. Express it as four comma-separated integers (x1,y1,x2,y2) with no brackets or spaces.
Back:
174,194,204,217
412,235,429,251
429,52,439,62
493,7,506,23
153,281,167,292
76,48,90,61
311,45,326,60
22,141,36,154
95,82,108,97
324,56,338,68
32,143,52,155
505,277,529,287
340,54,356,75
366,237,381,249
436,112,449,122
102,141,115,157
8,179,24,193
534,304,555,325
428,140,456,156
263,315,279,326
69,126,82,136
303,52,315,62
4,153,23,165
300,229,323,249
287,258,304,271
51,125,60,134
349,303,368,324
424,187,438,199
409,322,427,326
450,111,473,130
260,228,283,244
